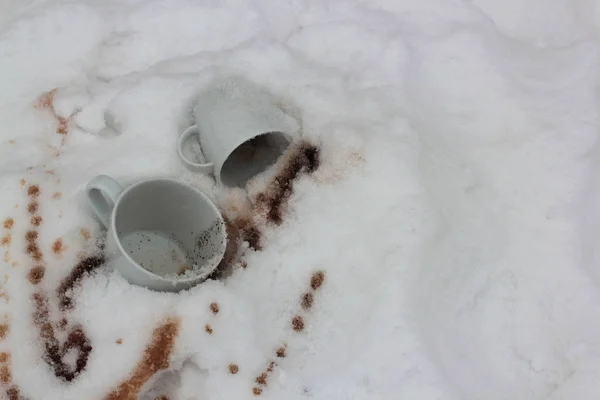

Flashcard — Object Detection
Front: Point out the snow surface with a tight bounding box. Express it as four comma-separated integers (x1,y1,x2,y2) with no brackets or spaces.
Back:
2,0,600,399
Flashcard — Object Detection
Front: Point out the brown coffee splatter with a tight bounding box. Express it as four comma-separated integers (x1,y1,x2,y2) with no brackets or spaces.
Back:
52,192,62,199
208,215,262,280
256,142,320,225
25,242,42,262
276,346,286,358
6,386,20,400
36,89,57,110
267,361,275,373
0,352,9,362
0,323,9,340
27,202,38,215
236,217,261,251
63,328,93,376
58,318,68,331
25,231,38,242
1,235,10,246
52,239,65,256
301,293,314,310
292,316,304,332
36,89,70,136
57,254,105,310
106,316,180,400
205,324,213,335
310,271,325,290
228,363,239,374
210,302,219,314
32,292,93,382
27,185,40,198
116,338,123,345
80,228,91,241
208,143,321,281
253,387,262,396
31,216,42,227
3,219,13,229
155,396,169,400
255,372,268,386
28,266,45,285
57,118,68,135
1,364,11,383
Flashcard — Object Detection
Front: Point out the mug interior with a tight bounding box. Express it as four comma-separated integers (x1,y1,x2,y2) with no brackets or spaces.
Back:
220,131,290,187
113,179,225,280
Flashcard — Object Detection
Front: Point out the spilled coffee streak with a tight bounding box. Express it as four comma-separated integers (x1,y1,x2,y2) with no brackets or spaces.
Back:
35,89,70,136
256,142,320,225
106,317,180,400
57,255,105,311
209,141,321,280
32,292,92,382
24,183,96,382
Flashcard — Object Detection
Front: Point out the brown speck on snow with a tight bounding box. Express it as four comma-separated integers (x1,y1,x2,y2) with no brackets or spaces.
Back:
310,271,325,290
301,292,314,310
27,185,40,198
28,266,45,285
0,324,8,340
6,386,20,400
255,372,268,386
276,346,286,358
57,118,68,135
0,364,10,384
52,238,65,255
1,235,10,247
292,316,304,332
28,202,39,214
36,89,57,110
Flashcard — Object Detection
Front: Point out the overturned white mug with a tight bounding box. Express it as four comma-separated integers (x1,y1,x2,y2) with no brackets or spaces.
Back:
177,77,299,187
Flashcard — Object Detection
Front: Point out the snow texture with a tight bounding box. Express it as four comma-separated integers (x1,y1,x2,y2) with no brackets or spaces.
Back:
1,0,600,399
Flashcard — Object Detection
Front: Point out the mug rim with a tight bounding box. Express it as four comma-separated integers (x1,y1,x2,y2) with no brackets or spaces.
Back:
110,178,226,283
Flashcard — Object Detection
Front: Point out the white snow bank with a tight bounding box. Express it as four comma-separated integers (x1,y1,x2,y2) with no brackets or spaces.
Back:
1,0,600,399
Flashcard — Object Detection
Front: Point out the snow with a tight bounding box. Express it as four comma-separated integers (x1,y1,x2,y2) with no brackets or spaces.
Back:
1,0,600,399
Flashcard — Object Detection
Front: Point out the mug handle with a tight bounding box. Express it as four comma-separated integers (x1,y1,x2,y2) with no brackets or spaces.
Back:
86,175,124,228
177,125,214,175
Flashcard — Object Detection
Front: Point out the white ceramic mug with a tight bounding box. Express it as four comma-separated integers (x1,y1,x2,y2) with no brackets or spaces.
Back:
177,77,299,187
86,175,227,292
